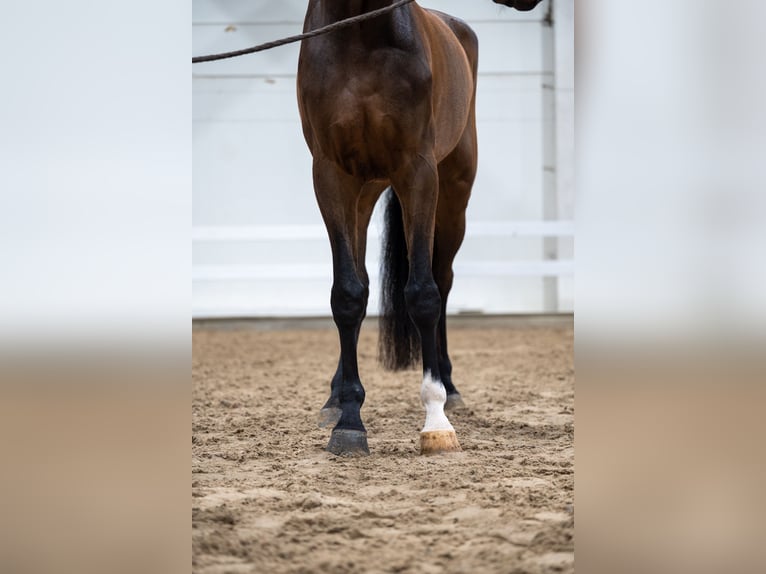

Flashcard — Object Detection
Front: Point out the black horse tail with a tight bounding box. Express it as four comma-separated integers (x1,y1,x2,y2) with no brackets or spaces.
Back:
378,189,421,370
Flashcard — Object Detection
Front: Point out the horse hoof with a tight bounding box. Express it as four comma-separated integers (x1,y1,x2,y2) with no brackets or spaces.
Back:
420,430,461,455
445,393,466,411
317,407,342,428
326,429,369,457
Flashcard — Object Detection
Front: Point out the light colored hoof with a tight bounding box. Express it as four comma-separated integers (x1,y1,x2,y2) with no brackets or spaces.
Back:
326,429,370,457
445,393,466,411
420,430,462,455
317,407,342,428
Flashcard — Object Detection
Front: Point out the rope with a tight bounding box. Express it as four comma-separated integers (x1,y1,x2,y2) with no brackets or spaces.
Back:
192,0,416,64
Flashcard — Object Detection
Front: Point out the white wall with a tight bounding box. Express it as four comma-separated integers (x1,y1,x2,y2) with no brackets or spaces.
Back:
192,0,573,317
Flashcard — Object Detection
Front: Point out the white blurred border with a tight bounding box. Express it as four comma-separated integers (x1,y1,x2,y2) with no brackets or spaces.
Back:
577,0,766,346
577,3,766,574
0,1,190,350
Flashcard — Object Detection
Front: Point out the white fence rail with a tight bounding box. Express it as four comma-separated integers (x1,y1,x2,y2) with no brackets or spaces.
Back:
192,0,573,318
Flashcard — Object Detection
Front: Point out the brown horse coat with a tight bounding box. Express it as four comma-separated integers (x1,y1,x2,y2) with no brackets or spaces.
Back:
295,0,540,455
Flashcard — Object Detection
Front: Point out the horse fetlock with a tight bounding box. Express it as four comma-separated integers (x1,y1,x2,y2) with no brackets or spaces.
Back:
338,380,365,406
335,401,366,433
420,372,454,432
331,379,366,431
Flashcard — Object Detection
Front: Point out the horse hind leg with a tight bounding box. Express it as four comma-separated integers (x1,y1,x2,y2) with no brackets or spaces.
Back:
433,229,465,411
434,116,477,412
391,155,461,455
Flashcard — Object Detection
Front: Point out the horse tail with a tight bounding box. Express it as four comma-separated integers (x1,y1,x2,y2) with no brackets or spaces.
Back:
378,188,421,370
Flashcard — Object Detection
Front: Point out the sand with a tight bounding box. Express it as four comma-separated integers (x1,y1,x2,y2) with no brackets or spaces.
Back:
192,319,574,573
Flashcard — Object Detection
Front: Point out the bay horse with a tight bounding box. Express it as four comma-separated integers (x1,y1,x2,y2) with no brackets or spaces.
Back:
296,0,543,456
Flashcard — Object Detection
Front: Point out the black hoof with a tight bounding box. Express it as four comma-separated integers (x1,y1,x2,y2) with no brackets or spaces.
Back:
445,393,467,411
317,406,342,428
326,429,369,457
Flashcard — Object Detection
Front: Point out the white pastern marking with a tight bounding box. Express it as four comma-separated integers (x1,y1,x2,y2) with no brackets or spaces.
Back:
420,371,454,432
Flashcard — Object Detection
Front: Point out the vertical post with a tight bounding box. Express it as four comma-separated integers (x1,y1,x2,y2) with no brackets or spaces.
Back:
542,0,559,312
554,0,574,312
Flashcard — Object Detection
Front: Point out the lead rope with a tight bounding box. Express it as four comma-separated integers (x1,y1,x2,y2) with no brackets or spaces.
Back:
192,0,416,64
